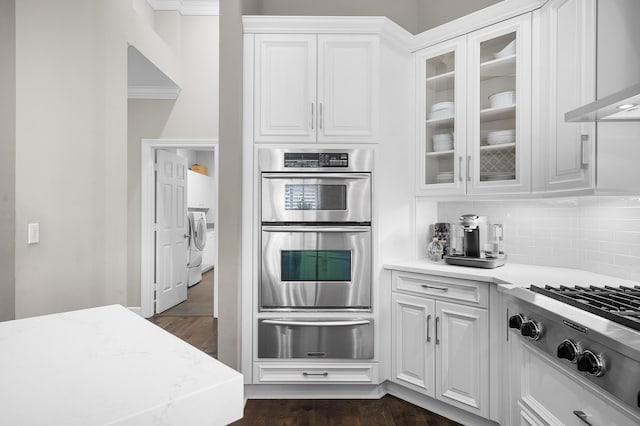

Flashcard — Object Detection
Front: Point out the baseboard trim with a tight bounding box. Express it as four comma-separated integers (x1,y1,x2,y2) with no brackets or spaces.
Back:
245,384,385,400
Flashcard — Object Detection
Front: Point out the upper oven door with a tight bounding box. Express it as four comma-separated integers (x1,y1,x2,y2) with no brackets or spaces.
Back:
261,173,371,223
261,225,371,311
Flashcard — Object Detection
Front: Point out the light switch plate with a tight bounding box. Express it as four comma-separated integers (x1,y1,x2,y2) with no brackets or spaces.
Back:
28,223,39,244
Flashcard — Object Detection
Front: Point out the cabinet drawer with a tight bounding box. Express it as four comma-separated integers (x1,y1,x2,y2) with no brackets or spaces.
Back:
392,270,488,307
254,363,379,384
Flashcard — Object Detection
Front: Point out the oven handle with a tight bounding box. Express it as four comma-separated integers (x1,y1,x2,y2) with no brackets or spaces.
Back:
262,226,370,233
262,172,370,180
262,319,371,327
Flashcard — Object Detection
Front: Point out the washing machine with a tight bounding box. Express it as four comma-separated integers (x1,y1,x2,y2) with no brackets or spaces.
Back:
187,211,207,287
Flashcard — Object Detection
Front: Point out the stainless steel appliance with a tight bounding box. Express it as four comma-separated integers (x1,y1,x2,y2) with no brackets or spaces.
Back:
259,148,373,311
507,285,640,415
258,318,374,359
444,214,506,268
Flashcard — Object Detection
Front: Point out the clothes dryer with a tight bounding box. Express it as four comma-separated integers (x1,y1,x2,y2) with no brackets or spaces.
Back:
187,211,207,287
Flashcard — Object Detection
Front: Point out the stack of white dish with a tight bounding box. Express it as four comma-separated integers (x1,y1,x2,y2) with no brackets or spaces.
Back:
486,129,515,145
489,91,516,108
432,133,453,151
435,171,454,183
481,171,516,181
428,101,454,120
494,39,516,59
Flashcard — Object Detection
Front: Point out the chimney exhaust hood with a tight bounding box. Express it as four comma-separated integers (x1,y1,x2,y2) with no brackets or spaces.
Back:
565,82,640,122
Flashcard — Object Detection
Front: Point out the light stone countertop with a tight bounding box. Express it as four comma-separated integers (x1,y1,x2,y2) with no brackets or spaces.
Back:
383,259,637,291
0,305,243,426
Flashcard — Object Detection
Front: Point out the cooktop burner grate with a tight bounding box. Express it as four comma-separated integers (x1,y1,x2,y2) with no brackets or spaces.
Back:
530,284,640,332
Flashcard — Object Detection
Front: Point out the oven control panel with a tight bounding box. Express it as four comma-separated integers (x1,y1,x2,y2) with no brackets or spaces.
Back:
284,152,348,168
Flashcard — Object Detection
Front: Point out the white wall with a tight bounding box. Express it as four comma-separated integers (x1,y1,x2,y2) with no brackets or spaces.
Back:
0,0,16,321
15,0,129,318
127,14,219,306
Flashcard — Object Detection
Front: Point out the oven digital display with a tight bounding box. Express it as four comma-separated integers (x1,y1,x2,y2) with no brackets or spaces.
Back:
281,250,351,281
284,153,348,168
284,184,347,210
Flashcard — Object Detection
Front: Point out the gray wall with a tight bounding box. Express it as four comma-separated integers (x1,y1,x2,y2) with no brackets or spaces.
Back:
0,0,16,321
244,0,502,34
218,0,244,369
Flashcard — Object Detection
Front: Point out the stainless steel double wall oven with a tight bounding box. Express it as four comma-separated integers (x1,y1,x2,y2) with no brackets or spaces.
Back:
258,148,374,360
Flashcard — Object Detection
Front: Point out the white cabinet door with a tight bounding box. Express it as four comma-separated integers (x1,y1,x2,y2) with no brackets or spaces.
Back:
415,36,467,196
435,300,489,417
317,35,378,143
254,34,317,143
391,293,435,397
187,170,210,209
536,0,596,193
467,13,532,195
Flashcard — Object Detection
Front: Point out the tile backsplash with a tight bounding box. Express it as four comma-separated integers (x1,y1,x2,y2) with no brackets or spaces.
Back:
437,197,640,281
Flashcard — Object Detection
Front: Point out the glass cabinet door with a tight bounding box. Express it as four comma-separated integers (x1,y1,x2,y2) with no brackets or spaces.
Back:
467,14,532,194
416,37,467,195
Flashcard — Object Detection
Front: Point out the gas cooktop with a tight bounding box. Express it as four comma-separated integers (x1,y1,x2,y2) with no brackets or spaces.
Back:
530,284,640,332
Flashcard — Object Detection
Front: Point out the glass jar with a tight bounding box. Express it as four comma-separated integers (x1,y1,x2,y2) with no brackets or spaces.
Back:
427,237,444,262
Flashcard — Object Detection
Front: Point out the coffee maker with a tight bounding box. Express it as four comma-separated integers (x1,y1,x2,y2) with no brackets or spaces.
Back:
444,214,506,268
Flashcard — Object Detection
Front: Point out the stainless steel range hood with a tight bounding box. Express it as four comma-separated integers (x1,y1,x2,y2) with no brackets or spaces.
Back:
565,82,640,122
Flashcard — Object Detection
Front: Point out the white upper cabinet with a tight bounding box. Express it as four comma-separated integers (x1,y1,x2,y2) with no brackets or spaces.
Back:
534,0,596,193
467,14,532,195
254,34,379,144
254,35,317,143
318,35,379,142
416,36,467,196
187,170,211,209
417,14,532,196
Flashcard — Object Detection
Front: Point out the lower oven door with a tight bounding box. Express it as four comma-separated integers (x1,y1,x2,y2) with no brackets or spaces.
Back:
258,318,374,359
261,225,371,310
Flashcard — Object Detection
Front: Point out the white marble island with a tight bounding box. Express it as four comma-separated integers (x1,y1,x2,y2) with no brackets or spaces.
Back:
0,305,243,426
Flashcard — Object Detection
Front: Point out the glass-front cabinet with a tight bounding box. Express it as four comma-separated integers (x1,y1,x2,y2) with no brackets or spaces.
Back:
416,14,532,196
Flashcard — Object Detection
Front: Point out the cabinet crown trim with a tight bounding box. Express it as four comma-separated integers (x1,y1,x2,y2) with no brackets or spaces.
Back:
411,0,547,52
242,16,412,49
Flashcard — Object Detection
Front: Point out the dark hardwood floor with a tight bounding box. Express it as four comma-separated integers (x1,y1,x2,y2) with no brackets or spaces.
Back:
149,315,217,358
232,395,463,426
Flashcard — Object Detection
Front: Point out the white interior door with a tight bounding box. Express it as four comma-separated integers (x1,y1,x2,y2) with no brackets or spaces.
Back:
155,150,188,313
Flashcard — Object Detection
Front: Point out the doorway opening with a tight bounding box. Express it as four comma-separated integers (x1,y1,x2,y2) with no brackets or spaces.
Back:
140,139,219,319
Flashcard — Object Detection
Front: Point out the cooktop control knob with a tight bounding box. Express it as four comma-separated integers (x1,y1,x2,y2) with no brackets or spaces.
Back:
557,339,579,362
576,350,605,377
521,320,542,340
508,314,525,330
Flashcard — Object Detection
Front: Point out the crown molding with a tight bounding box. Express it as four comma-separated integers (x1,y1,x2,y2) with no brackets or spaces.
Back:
242,16,412,50
146,0,219,16
128,85,182,100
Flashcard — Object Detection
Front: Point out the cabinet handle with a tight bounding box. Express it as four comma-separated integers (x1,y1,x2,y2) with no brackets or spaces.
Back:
426,314,431,343
319,103,324,129
421,284,449,292
581,134,590,166
458,156,463,182
303,371,329,377
435,316,440,345
573,410,593,426
311,103,315,130
467,156,471,182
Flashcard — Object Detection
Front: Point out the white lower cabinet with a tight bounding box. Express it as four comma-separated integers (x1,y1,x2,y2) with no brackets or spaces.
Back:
509,333,640,426
254,363,379,384
392,284,489,418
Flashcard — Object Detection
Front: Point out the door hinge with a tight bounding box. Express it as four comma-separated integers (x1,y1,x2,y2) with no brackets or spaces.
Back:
152,223,157,231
